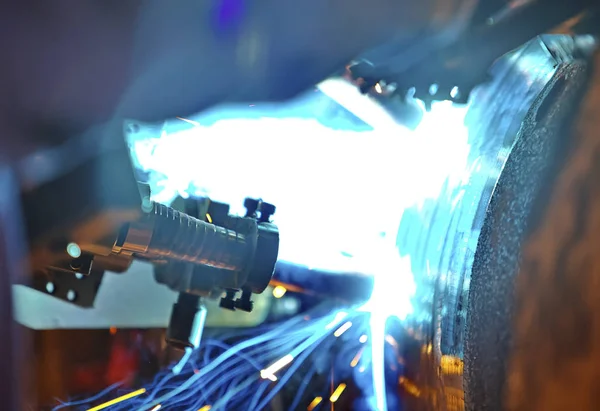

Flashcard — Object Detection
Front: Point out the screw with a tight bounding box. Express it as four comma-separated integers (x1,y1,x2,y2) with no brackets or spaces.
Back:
244,198,260,218
259,202,276,223
219,289,237,311
234,289,254,312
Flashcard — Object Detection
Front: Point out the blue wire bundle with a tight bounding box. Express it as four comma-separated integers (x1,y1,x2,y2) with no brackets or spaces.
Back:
54,305,373,411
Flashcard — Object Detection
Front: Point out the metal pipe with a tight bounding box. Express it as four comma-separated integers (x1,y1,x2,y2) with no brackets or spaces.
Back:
394,36,578,410
114,202,256,272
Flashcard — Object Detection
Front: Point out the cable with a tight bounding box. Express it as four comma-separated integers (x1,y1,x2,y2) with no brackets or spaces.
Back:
161,310,348,409
51,382,123,411
57,306,361,411
142,314,327,408
287,364,317,411
247,380,270,411
255,330,327,411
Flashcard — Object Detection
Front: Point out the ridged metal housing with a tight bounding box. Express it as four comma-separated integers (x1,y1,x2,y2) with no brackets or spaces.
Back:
115,202,257,273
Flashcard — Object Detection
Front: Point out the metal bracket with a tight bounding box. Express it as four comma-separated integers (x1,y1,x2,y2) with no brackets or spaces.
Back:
32,268,105,308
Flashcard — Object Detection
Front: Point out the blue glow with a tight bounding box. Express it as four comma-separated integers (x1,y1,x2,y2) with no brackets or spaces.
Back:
131,107,468,276
57,307,357,410
125,85,471,409
214,0,245,32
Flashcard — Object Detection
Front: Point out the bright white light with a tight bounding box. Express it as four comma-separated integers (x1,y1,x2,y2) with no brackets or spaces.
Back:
130,100,469,274
357,244,416,321
129,91,471,411
129,92,471,323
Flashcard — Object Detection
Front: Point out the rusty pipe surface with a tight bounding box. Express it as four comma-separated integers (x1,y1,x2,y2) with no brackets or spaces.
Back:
465,44,594,411
505,50,600,411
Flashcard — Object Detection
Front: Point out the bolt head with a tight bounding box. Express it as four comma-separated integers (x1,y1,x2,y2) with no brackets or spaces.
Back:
234,298,254,312
259,202,276,216
244,198,260,210
219,296,236,311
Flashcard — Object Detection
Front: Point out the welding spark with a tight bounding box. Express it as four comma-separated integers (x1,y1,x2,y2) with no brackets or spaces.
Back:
175,116,200,127
60,307,359,410
112,85,472,410
260,354,294,381
85,388,146,411
333,321,353,337
330,383,347,403
307,396,323,411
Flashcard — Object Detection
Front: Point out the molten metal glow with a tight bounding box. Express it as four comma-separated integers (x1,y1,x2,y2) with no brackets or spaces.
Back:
307,396,323,411
329,383,347,402
129,85,470,410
